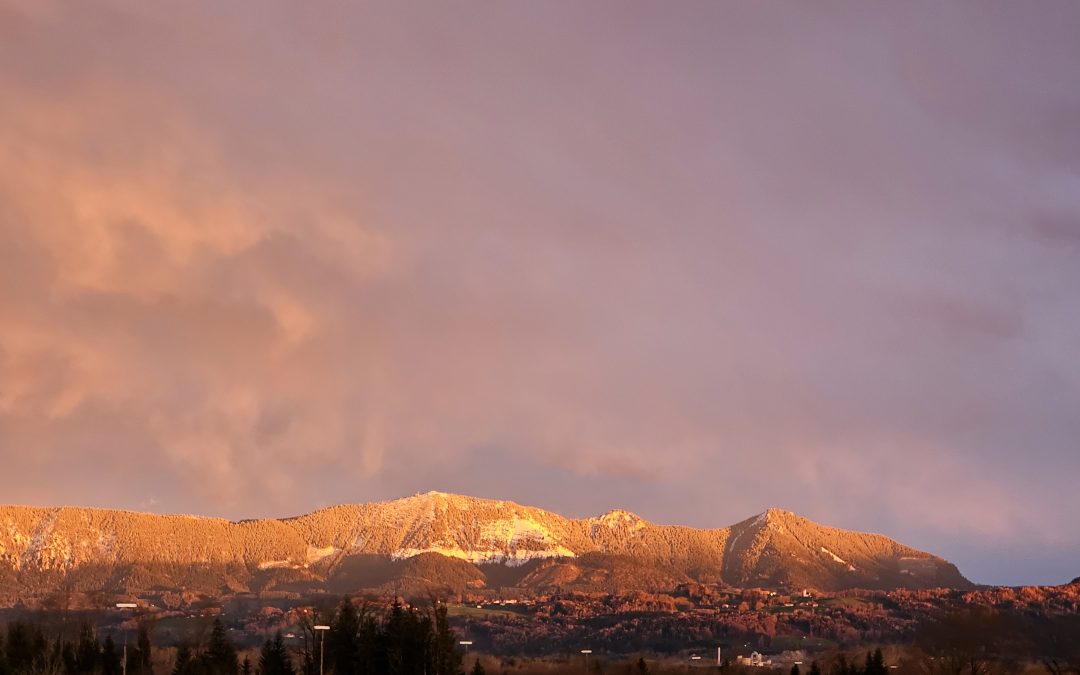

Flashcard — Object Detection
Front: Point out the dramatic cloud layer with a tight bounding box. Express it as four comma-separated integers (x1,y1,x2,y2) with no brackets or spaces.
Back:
1,1,1078,585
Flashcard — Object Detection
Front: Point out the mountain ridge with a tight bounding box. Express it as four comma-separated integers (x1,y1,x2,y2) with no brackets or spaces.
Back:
0,492,972,603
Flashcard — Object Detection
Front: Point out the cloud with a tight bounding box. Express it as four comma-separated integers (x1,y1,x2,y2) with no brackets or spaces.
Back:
1,1,1079,584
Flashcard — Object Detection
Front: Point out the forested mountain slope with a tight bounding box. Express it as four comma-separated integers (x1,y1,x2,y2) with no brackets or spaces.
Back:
0,492,971,603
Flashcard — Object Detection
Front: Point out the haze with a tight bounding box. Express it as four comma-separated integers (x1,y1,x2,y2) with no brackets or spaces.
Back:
1,1,1078,587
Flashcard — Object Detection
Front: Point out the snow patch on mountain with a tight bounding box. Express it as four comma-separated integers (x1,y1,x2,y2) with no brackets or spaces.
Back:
392,544,575,566
479,514,554,547
821,547,856,571
257,559,293,570
727,511,769,558
820,547,847,564
599,510,646,530
306,545,338,564
377,498,580,566
257,546,338,570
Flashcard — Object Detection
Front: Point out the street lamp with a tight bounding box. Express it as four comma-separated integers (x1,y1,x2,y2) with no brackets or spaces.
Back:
459,640,473,655
581,649,592,673
314,625,330,675
116,603,138,675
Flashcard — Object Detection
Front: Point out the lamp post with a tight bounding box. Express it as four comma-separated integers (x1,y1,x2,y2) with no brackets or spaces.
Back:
314,625,330,675
581,649,592,673
459,641,473,655
116,603,138,675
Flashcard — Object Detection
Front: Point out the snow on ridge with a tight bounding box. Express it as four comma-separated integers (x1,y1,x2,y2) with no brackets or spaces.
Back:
588,510,646,538
820,546,846,563
595,510,645,529
821,547,857,570
480,514,556,547
306,545,338,563
257,559,293,570
255,546,338,571
392,545,575,567
726,511,770,557
387,507,576,566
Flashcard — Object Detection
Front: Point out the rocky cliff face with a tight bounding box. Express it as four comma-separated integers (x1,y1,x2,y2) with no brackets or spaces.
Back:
0,492,971,602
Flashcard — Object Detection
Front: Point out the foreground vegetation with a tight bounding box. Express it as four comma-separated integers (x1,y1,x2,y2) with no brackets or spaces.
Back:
0,598,462,675
2,596,1079,675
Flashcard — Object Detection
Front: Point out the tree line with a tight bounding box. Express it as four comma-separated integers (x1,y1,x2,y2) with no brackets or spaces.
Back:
300,597,462,675
0,596,465,675
0,620,152,675
174,597,466,675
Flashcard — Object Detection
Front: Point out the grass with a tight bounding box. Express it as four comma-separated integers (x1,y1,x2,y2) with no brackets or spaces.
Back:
819,596,869,609
769,634,837,652
446,604,524,618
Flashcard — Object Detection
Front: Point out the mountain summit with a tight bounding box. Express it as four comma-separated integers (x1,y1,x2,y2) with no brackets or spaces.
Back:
0,492,971,603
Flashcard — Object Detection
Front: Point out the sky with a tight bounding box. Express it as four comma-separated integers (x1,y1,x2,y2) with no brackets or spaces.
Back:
1,1,1079,586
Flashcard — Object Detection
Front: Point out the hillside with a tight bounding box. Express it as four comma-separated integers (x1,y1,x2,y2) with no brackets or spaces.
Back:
0,492,971,604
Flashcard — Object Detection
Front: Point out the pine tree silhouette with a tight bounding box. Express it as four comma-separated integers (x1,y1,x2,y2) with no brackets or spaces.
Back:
258,633,295,675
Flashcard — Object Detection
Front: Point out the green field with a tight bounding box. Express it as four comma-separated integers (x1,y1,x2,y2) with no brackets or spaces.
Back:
446,604,525,619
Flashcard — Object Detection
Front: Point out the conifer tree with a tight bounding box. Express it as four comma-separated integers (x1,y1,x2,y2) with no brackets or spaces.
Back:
469,659,484,675
382,600,407,675
865,649,886,675
137,625,153,672
0,633,9,675
354,611,380,675
6,621,43,673
205,619,239,675
327,598,360,675
429,601,461,675
299,648,315,675
60,639,77,675
75,625,99,675
403,608,433,675
830,655,858,675
258,633,294,675
174,645,194,675
102,636,121,675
